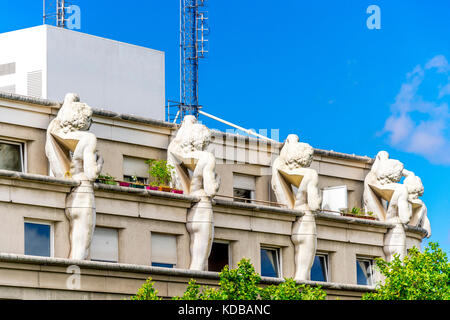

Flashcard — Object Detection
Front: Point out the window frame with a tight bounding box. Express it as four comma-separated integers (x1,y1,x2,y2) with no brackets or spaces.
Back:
260,246,282,278
208,240,232,272
233,187,255,203
0,138,26,173
233,173,256,203
122,156,150,184
24,219,54,258
151,232,178,268
320,185,348,215
311,253,330,282
123,174,148,185
356,257,375,286
90,226,120,263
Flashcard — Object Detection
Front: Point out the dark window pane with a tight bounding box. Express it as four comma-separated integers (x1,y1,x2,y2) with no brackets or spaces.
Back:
311,256,328,282
208,242,229,272
152,262,174,268
261,248,279,277
0,143,22,172
233,188,252,203
24,223,50,257
356,260,372,285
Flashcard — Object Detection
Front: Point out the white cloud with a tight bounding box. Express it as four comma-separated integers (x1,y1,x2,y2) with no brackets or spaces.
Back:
425,55,450,73
382,55,450,165
439,83,450,98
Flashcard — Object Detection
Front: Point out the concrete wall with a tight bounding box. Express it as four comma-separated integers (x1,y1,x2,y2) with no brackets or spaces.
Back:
0,254,375,300
0,27,47,96
0,25,165,120
0,172,427,287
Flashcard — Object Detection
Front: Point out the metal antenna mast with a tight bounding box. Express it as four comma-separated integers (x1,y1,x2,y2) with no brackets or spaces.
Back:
179,0,209,120
43,0,71,28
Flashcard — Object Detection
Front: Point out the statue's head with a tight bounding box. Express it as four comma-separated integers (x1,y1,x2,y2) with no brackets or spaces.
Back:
190,123,211,151
59,93,93,132
376,150,390,161
286,134,299,144
64,93,80,104
282,134,314,169
182,115,197,127
177,116,211,153
404,174,424,199
376,159,404,184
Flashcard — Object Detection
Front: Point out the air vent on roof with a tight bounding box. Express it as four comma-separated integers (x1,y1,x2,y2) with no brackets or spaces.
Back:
27,70,43,98
0,63,16,76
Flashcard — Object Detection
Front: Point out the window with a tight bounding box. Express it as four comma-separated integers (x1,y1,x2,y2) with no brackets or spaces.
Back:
123,175,148,185
356,258,374,285
0,140,24,172
208,242,230,272
321,185,348,215
233,174,256,203
24,222,52,257
151,233,177,268
260,247,280,278
91,227,119,263
123,156,149,184
310,254,329,282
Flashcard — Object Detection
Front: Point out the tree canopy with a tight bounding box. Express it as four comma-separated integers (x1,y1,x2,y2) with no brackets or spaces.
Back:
131,258,326,300
363,242,450,300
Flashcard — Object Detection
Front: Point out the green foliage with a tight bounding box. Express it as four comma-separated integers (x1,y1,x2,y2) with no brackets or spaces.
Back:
97,173,117,185
259,278,326,300
348,207,374,217
362,242,450,300
146,159,174,187
213,258,262,300
172,258,327,301
130,277,162,300
133,259,327,300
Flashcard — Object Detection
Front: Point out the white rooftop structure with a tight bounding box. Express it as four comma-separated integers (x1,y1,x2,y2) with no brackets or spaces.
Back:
0,25,165,120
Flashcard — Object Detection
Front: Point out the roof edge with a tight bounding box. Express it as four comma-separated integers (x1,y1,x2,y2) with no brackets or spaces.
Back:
0,92,375,163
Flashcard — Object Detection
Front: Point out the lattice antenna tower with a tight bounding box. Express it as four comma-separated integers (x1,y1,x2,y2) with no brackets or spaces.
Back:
43,0,72,28
179,0,209,120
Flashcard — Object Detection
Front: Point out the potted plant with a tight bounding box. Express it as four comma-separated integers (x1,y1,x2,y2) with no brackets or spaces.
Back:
129,175,146,189
118,180,130,187
342,207,376,220
96,173,117,186
146,159,180,193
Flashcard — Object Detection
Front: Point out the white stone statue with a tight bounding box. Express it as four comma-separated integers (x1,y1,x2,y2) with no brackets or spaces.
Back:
403,169,431,237
363,151,411,223
271,134,321,281
45,93,103,260
364,151,430,262
167,115,220,271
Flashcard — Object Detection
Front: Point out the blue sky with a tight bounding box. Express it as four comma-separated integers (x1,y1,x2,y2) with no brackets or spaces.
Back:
1,1,449,253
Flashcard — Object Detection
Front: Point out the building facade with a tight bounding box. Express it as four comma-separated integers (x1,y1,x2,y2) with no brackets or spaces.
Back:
0,92,428,300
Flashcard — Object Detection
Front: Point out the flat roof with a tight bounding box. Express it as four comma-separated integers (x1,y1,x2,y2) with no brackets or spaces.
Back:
0,25,164,56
